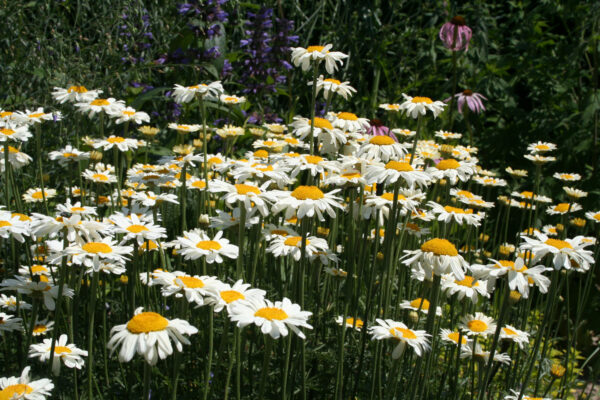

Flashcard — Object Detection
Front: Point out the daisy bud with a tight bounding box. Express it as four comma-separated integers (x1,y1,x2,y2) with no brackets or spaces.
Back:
408,311,419,324
198,214,210,226
89,150,103,161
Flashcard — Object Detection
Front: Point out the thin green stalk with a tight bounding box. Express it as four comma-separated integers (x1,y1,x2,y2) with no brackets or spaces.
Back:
258,336,273,399
87,271,99,400
203,307,214,400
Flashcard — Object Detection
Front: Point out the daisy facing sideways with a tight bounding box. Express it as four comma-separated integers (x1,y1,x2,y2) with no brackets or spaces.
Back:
519,232,594,271
28,334,88,376
229,297,312,339
107,307,198,365
369,319,430,358
0,366,54,399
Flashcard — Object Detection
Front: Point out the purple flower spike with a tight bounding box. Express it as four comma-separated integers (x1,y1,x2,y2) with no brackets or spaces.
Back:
446,89,487,114
439,16,472,52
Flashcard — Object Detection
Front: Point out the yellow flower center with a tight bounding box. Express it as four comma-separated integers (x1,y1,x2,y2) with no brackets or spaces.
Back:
369,135,395,145
409,298,430,310
0,220,11,227
467,320,488,332
420,238,458,256
82,242,113,254
235,183,260,195
107,136,125,143
411,96,433,104
406,222,420,231
191,180,206,189
535,145,549,151
390,326,417,340
126,224,148,233
126,312,169,333
447,331,467,345
324,78,341,84
176,276,205,288
31,265,48,274
337,112,358,121
345,317,363,328
444,205,473,214
436,159,460,170
456,276,479,288
54,346,72,355
341,172,361,179
306,45,326,52
502,327,517,336
385,161,413,171
68,85,87,93
0,128,14,136
456,190,474,198
11,213,30,221
196,240,222,251
254,307,288,321
220,290,245,304
545,238,573,250
31,191,44,199
304,155,324,165
313,117,333,130
553,203,570,213
71,207,86,212
28,113,45,119
224,96,238,102
90,99,110,106
0,384,34,400
291,185,324,200
380,193,407,201
284,236,309,247
33,324,48,334
92,173,109,181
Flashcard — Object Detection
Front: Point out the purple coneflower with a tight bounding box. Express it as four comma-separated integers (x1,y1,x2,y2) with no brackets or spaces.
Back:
366,119,398,142
439,16,472,52
446,90,487,114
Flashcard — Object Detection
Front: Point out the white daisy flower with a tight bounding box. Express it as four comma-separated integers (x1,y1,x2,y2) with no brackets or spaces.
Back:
0,145,32,172
439,329,468,347
107,307,198,365
209,280,266,313
335,316,364,331
427,158,476,185
0,312,22,333
167,123,202,133
28,334,88,376
379,103,402,112
441,274,490,303
209,208,260,230
524,153,556,164
22,188,57,204
131,191,179,207
0,210,30,243
356,135,409,162
460,342,511,365
48,145,89,166
175,229,239,263
519,232,595,271
527,141,557,153
266,234,329,261
0,366,54,399
553,172,581,182
398,94,446,119
399,298,442,316
0,294,31,312
290,44,348,74
151,271,221,307
563,187,587,199
310,76,356,100
108,106,150,125
511,190,552,204
427,201,484,226
219,94,246,105
585,210,600,224
209,180,277,217
369,319,430,358
364,161,432,188
271,185,343,221
52,85,100,103
110,213,166,246
93,136,139,152
171,82,224,104
13,108,57,125
499,325,529,349
504,390,552,400
229,297,313,339
0,124,33,142
75,97,125,117
545,202,582,216
401,238,468,280
460,312,496,337
31,319,54,336
0,276,73,311
329,111,370,132
505,167,528,178
65,238,132,270
56,200,97,217
435,130,462,140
